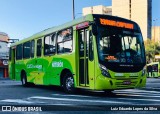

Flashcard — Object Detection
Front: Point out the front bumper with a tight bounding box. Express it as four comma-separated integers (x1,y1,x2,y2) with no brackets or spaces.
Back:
95,74,146,90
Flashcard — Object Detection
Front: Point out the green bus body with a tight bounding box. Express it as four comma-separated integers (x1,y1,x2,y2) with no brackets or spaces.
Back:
147,62,160,78
9,14,146,92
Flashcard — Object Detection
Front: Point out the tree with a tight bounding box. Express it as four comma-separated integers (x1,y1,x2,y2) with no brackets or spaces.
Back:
144,39,160,63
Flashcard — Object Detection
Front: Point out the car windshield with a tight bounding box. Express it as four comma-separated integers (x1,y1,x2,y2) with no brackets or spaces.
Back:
97,26,145,64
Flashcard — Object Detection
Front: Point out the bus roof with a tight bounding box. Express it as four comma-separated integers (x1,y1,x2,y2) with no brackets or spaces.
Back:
11,14,138,47
10,14,94,47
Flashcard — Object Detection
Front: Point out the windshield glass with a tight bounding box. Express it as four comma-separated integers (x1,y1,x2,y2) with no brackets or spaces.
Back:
97,26,145,64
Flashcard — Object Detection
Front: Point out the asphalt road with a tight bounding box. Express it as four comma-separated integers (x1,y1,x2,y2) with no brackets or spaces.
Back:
0,78,160,113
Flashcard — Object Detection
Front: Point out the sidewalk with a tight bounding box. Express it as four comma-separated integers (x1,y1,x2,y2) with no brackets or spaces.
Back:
0,77,10,80
0,77,21,85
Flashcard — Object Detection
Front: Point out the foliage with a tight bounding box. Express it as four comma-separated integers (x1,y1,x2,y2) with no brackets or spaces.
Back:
144,39,160,63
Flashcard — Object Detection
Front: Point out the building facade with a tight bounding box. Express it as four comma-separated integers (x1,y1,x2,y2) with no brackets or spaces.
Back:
0,32,9,78
112,0,152,41
152,26,160,43
82,0,152,41
83,5,112,16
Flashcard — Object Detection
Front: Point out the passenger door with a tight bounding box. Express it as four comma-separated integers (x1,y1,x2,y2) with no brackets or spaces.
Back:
9,48,15,79
35,38,44,84
78,27,95,87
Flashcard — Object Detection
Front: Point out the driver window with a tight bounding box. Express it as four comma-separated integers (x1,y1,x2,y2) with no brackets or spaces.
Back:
130,37,137,52
100,37,110,55
110,35,122,55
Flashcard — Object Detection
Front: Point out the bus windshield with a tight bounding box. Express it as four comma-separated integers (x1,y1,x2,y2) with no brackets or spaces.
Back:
97,26,145,66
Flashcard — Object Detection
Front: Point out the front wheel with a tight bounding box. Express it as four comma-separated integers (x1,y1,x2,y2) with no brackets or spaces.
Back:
103,90,114,96
63,72,75,93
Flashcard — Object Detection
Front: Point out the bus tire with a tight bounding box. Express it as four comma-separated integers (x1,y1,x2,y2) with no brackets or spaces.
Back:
21,72,29,87
103,90,114,95
63,72,75,93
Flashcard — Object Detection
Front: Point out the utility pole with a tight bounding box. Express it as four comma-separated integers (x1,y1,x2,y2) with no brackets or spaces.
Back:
72,0,75,20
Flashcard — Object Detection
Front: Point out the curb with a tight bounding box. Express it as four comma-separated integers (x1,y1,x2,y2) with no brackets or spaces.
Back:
0,77,10,80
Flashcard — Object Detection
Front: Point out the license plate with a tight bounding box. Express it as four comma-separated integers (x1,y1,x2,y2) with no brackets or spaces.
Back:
123,81,131,85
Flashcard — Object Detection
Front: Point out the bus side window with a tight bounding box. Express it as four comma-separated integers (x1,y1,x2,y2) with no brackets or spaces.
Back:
89,31,94,61
37,39,42,57
16,44,23,60
44,33,56,55
44,35,51,55
23,41,31,59
51,34,56,53
57,28,73,54
31,40,35,58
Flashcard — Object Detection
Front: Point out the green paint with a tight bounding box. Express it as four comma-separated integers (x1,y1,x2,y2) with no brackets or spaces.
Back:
9,14,146,91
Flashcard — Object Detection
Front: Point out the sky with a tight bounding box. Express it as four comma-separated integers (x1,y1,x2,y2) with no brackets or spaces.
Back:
0,0,159,40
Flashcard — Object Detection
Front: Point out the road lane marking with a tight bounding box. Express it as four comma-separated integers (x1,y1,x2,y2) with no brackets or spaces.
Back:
52,94,97,98
115,91,160,96
28,96,128,104
116,93,160,98
116,89,160,94
117,97,160,102
115,91,160,94
0,99,33,104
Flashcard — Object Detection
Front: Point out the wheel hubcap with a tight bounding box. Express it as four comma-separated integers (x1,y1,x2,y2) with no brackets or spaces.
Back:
66,77,73,91
22,77,25,85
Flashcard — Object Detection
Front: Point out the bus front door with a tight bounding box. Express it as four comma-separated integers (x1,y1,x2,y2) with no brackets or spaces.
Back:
78,28,94,87
11,48,15,79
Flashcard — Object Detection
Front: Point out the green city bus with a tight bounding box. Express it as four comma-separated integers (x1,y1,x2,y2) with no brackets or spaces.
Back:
147,62,159,78
9,14,146,93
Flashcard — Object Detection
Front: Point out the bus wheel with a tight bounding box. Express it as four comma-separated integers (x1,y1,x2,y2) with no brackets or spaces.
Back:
103,90,114,95
63,72,75,93
21,72,28,87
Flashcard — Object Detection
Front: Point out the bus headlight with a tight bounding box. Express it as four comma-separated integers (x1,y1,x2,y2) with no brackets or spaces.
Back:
99,64,111,78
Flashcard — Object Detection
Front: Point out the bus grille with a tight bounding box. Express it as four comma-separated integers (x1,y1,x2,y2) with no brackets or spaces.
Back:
129,75,139,78
114,75,139,79
115,81,138,88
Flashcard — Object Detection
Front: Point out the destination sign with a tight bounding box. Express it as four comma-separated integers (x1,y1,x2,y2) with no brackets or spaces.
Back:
100,18,134,29
76,22,89,30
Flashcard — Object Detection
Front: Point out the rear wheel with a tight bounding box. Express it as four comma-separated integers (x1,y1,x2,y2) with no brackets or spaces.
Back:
21,72,29,87
63,72,75,93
